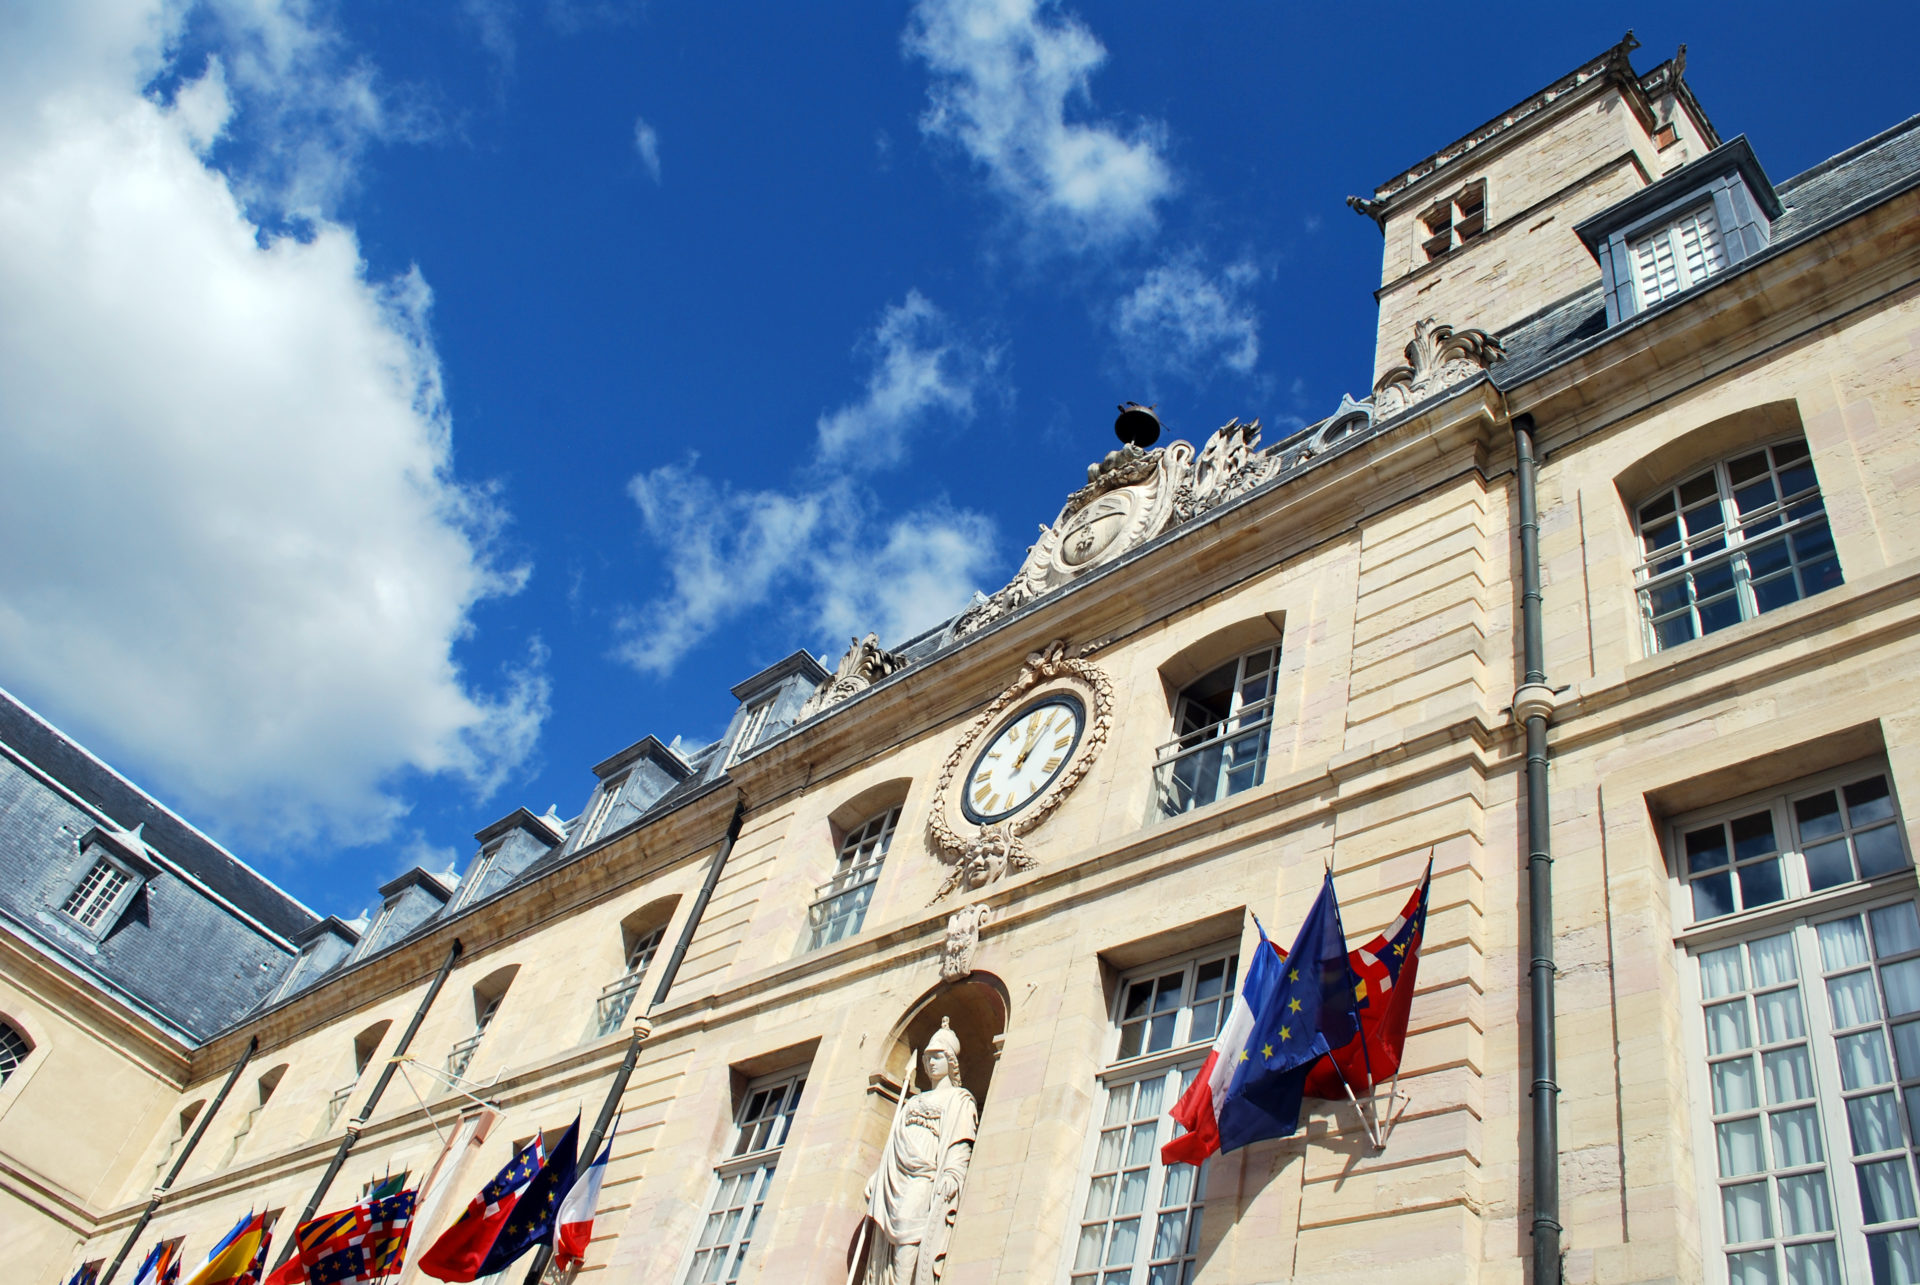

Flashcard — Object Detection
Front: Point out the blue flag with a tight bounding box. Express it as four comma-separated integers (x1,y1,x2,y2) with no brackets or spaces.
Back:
1217,873,1361,1151
476,1116,580,1275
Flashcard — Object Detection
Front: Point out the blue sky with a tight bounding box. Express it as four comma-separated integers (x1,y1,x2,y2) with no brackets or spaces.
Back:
1,1,1914,917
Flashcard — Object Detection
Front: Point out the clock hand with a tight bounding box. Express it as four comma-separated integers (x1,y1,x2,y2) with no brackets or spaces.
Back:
1013,716,1048,771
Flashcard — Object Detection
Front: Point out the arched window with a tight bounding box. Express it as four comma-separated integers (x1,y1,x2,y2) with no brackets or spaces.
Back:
804,805,901,951
0,1021,31,1083
1633,436,1842,652
220,1065,286,1167
592,899,678,1038
447,966,516,1081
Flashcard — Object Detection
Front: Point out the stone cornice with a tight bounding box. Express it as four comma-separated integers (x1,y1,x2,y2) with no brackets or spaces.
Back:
733,380,1508,810
0,920,193,1079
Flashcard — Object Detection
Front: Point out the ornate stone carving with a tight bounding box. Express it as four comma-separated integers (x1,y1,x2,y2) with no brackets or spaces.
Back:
940,902,991,980
1371,316,1506,420
799,633,909,719
862,1019,977,1284
1172,417,1278,523
927,640,1114,901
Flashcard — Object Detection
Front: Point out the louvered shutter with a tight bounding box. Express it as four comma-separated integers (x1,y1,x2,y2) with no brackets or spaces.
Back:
1632,227,1681,306
1674,204,1727,288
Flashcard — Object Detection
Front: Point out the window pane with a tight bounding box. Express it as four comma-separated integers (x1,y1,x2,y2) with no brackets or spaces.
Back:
1848,777,1897,826
1704,946,1749,998
1769,1106,1824,1166
1719,1117,1766,1176
1709,1002,1755,1055
1806,841,1856,892
1758,990,1807,1043
1778,1172,1835,1235
1868,1229,1920,1285
1831,972,1883,1028
1724,1181,1774,1242
1886,959,1920,1018
1849,1092,1905,1155
1752,936,1800,987
1689,825,1732,873
1733,813,1780,860
1784,1240,1842,1285
1839,1030,1895,1089
1728,1249,1780,1285
1798,792,1846,843
1822,917,1873,969
1859,828,1910,880
1765,1046,1816,1104
1741,861,1786,909
1106,1218,1139,1267
1695,872,1736,920
1858,1158,1917,1223
1715,1058,1760,1113
1893,1022,1920,1079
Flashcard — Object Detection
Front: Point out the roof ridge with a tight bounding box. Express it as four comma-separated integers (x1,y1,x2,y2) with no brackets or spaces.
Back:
1779,111,1920,194
0,683,319,923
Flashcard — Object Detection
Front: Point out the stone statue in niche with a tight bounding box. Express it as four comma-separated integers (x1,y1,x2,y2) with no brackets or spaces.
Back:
863,1019,978,1284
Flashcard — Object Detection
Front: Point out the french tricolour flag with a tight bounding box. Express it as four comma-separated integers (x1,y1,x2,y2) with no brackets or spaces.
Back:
1160,925,1285,1166
552,1123,616,1271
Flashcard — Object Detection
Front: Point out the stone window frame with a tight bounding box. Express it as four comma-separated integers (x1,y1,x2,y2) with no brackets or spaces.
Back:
61,856,136,933
579,772,629,848
1063,941,1240,1285
0,1019,32,1085
1417,178,1488,262
1153,643,1283,821
1630,435,1842,656
728,697,778,767
1672,759,1920,1282
447,966,517,1083
57,828,159,939
678,1066,809,1285
801,805,902,954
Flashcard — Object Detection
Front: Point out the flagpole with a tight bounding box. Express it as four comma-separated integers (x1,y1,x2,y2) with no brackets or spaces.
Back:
846,1047,919,1285
274,937,465,1271
518,797,748,1285
100,1035,258,1285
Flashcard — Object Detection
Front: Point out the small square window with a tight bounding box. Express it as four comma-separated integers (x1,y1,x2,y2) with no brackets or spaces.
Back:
1419,180,1488,261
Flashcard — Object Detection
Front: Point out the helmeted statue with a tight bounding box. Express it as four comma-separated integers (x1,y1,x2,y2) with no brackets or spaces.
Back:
862,1018,978,1284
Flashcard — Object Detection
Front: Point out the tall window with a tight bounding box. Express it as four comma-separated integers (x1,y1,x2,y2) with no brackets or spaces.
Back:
1153,647,1280,819
581,776,627,846
1634,438,1842,654
456,847,500,911
152,1101,204,1185
1069,945,1238,1285
0,1021,30,1084
1679,764,1920,1281
62,859,133,930
803,807,900,952
729,699,775,766
683,1068,807,1285
448,991,505,1081
593,924,665,1038
1632,202,1728,307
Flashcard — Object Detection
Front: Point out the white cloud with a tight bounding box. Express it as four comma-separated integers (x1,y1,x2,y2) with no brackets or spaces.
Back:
906,0,1174,250
461,0,519,74
617,293,1002,673
0,2,546,846
1112,256,1260,380
632,114,661,182
815,291,993,469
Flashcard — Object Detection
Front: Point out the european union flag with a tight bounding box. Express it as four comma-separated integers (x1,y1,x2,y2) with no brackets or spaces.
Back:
1217,873,1360,1151
476,1116,579,1275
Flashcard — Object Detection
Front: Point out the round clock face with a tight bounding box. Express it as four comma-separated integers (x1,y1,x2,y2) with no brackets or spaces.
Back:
962,696,1086,825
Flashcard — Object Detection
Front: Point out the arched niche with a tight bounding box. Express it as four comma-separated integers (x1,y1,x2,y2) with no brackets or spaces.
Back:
878,973,1010,1110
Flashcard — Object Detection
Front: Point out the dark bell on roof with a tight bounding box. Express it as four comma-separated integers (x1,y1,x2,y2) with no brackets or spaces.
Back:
1114,402,1161,449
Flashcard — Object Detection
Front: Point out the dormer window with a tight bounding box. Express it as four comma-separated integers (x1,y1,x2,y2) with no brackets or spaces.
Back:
581,775,627,844
1420,180,1487,261
1578,136,1781,327
63,858,133,930
729,697,775,765
1630,202,1727,308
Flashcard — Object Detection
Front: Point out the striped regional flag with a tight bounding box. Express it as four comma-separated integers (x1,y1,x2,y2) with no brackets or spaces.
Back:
551,1123,615,1272
1159,924,1285,1166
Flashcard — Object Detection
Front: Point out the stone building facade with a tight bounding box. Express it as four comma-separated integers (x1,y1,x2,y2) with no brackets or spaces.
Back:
12,33,1920,1285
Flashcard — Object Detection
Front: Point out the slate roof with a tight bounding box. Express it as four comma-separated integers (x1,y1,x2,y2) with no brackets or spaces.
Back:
1494,111,1920,387
0,686,315,940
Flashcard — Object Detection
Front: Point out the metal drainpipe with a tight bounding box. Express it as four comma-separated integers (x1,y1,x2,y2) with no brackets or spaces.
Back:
1513,412,1562,1284
270,936,465,1269
98,1034,259,1285
518,797,748,1285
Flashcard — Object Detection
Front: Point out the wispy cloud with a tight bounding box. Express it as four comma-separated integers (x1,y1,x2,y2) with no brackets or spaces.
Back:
0,2,546,846
905,0,1173,251
1112,255,1261,382
816,291,996,469
616,293,1002,674
632,114,662,182
461,0,519,75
